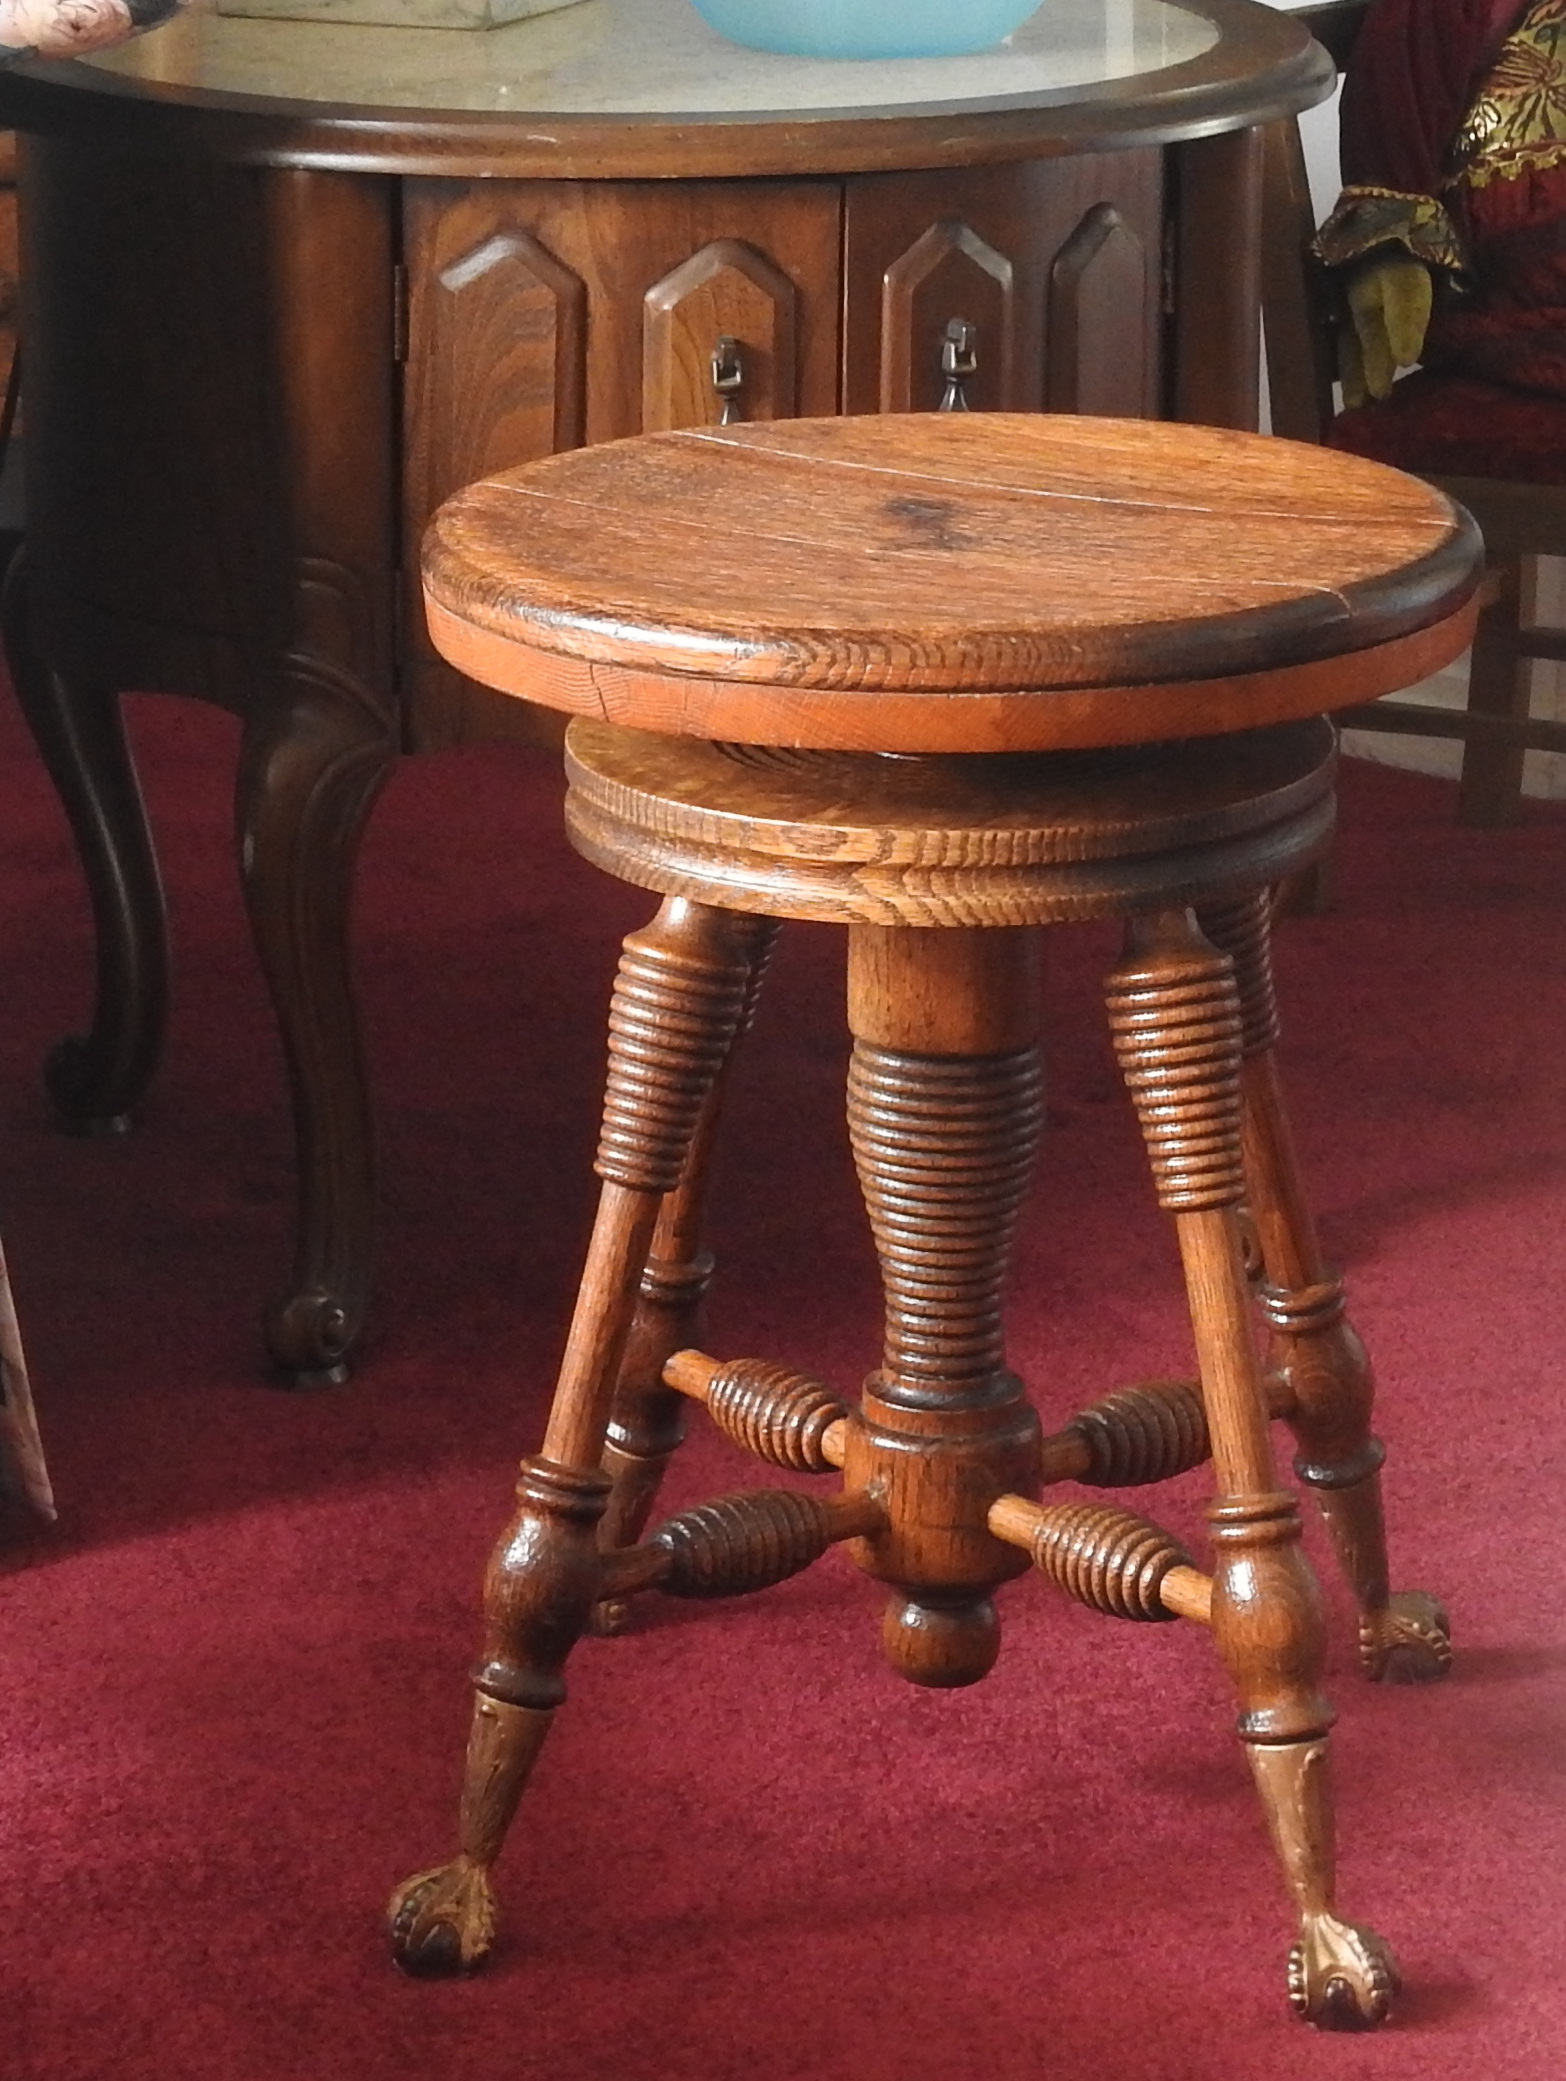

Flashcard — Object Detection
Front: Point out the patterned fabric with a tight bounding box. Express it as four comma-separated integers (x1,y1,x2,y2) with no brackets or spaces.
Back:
1421,0,1566,399
1456,0,1566,186
1317,0,1527,279
1315,186,1468,276
1339,0,1523,197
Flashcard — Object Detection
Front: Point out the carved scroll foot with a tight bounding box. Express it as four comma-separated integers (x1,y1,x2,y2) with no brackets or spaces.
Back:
264,1290,353,1390
1362,1588,1452,1685
1288,1913,1401,2031
388,1856,497,1979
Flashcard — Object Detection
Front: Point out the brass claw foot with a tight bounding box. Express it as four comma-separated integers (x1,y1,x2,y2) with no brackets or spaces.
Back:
1361,1589,1452,1684
1288,1913,1401,2029
387,1857,497,1978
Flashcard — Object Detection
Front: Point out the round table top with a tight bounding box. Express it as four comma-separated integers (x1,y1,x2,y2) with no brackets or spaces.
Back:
422,414,1482,754
0,0,1333,176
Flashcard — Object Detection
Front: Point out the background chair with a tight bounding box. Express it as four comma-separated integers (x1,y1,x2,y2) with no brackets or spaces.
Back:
1261,8,1566,826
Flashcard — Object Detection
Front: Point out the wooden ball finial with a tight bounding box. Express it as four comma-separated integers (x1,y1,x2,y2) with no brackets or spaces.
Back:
881,1593,1001,1688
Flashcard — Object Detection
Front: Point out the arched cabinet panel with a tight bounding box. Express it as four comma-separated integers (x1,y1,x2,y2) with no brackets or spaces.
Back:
844,152,1164,419
403,201,588,538
1046,202,1159,416
877,219,1016,412
643,237,801,431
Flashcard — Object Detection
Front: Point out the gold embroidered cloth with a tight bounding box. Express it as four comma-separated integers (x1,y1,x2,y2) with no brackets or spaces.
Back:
1454,0,1566,186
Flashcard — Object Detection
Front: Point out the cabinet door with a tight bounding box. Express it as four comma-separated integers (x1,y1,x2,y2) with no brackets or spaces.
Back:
402,177,841,744
844,153,1165,419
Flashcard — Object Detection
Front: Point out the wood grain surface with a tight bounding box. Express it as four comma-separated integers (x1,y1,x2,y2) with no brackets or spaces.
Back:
560,716,1338,925
423,413,1482,749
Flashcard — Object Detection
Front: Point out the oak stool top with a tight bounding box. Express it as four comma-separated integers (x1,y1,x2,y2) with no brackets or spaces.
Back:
422,414,1482,753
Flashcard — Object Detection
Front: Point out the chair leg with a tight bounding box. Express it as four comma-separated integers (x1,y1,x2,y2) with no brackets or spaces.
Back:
387,896,763,1976
1107,908,1397,2029
594,917,780,1628
1457,557,1530,827
1197,894,1451,1685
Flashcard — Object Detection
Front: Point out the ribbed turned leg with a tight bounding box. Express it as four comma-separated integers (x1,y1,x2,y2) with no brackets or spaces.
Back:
595,918,779,1627
840,927,1045,1689
1198,893,1450,1684
388,897,760,1975
1107,908,1397,2029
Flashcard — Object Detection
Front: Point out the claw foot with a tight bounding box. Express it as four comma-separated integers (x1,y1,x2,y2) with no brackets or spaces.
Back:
388,1857,496,1977
1361,1590,1452,1684
1288,1913,1400,2029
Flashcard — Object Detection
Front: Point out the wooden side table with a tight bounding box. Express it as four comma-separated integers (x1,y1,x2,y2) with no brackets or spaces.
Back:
0,0,1332,1381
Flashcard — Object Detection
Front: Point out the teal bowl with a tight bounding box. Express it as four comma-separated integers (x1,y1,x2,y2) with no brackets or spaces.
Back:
688,0,1040,59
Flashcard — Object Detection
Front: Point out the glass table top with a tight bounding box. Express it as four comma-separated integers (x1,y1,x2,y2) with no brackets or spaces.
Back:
77,0,1224,118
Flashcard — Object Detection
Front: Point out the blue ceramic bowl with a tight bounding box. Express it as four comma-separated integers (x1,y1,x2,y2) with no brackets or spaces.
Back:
688,0,1039,60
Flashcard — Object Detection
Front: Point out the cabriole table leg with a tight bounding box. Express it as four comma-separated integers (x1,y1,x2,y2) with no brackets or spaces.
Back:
3,557,168,1135
236,674,398,1386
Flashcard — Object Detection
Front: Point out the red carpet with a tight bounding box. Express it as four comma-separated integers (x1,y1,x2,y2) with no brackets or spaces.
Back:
3,688,1566,2081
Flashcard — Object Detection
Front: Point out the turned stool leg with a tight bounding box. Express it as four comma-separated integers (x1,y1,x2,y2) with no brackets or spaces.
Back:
840,926,1045,1688
1196,893,1451,1684
595,917,780,1621
388,897,763,1975
1107,909,1397,2029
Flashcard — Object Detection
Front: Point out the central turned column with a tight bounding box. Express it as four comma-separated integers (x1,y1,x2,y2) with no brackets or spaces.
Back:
840,925,1046,1688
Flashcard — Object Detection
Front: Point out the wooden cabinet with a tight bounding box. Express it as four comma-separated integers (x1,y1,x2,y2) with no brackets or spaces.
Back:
401,150,1166,742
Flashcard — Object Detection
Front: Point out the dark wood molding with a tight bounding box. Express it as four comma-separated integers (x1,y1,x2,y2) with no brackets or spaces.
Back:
0,0,1333,177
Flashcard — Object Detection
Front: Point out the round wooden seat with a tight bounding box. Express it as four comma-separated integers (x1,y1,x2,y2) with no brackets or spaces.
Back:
423,414,1482,752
